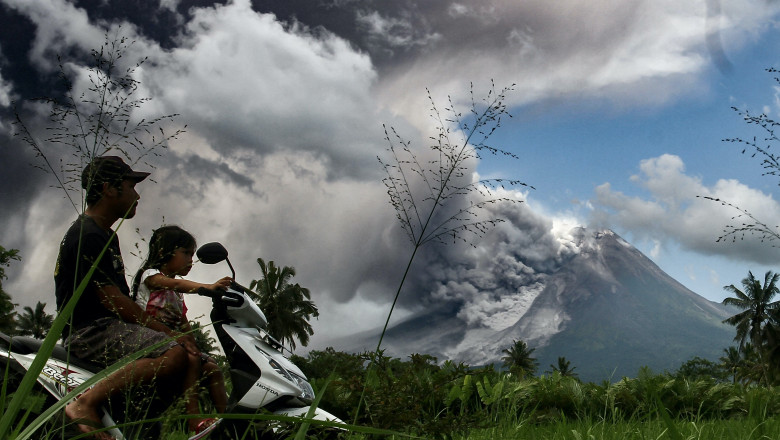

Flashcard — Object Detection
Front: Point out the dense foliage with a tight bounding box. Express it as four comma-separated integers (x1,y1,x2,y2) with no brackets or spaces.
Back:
291,347,780,439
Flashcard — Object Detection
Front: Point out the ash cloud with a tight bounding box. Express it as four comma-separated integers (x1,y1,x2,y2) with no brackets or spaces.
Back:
402,195,583,333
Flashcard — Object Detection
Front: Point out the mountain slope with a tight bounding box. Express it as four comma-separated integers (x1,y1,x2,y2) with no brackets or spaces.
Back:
337,229,737,382
525,230,734,380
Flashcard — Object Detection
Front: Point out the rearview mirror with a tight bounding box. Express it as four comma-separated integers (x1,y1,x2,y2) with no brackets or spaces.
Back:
197,242,228,264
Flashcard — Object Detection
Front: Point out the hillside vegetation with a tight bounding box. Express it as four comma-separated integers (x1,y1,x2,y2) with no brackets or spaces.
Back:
290,348,780,439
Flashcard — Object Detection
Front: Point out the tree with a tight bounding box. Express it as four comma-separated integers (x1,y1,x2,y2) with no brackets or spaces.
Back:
730,342,764,385
248,258,319,351
675,356,726,382
548,356,578,379
0,245,21,335
722,270,780,384
501,339,537,378
15,301,54,339
719,346,743,384
723,271,779,347
189,320,219,356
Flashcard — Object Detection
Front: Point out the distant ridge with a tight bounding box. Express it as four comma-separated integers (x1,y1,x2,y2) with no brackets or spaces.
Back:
336,228,736,382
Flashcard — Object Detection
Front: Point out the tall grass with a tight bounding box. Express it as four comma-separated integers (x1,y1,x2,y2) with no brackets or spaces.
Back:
462,416,780,440
376,82,528,352
357,82,530,424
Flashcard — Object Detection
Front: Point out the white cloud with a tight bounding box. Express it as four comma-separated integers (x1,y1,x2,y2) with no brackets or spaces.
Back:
591,153,780,265
0,65,13,134
447,4,469,18
0,70,11,108
709,268,720,285
159,0,181,14
137,0,385,179
649,240,662,259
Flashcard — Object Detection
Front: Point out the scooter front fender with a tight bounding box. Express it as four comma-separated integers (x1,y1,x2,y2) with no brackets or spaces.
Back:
273,406,343,426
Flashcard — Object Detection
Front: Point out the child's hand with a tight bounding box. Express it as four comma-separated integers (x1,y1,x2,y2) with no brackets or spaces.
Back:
173,332,201,356
209,276,232,291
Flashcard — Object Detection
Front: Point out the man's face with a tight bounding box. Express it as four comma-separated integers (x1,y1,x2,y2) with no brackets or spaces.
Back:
115,179,140,219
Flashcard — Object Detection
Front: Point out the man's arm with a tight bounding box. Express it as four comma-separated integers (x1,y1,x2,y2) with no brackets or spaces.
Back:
97,285,200,355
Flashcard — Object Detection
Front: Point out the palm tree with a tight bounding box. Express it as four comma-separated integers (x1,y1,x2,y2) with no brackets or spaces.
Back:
736,343,764,385
16,301,54,339
501,339,538,378
0,245,20,335
189,320,219,356
0,290,17,336
722,270,780,384
549,356,578,379
249,258,319,351
719,346,742,384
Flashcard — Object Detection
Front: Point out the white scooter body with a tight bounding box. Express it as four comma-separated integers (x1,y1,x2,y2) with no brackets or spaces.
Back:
207,285,333,418
1,335,131,439
0,241,341,439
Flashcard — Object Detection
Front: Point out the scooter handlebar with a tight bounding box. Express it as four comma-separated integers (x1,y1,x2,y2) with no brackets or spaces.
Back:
196,287,244,306
196,287,218,298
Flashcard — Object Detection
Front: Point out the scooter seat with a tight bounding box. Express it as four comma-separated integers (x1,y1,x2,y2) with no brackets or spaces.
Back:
0,332,32,354
1,333,102,373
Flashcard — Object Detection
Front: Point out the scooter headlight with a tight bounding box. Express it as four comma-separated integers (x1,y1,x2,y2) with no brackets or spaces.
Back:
255,347,315,402
289,372,315,402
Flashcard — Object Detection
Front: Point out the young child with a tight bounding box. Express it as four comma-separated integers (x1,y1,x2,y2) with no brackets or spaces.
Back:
132,225,231,433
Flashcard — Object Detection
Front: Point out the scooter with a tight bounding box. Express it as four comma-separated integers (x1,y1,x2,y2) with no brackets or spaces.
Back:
0,241,342,439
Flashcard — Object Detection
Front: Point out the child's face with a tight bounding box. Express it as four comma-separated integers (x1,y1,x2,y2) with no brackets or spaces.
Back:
164,246,194,276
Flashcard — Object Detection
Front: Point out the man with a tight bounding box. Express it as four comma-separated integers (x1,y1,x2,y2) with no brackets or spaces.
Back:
55,156,201,439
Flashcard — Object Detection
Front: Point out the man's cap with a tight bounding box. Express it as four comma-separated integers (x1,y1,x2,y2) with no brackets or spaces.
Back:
81,156,150,189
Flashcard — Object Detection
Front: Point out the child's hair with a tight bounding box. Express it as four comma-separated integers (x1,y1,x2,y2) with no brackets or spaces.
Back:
132,225,197,300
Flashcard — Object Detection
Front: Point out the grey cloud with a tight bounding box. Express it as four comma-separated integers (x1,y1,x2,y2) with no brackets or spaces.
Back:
176,154,254,190
355,8,441,57
0,132,63,255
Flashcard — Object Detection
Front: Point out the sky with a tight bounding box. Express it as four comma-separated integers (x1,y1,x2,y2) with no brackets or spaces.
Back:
2,0,780,354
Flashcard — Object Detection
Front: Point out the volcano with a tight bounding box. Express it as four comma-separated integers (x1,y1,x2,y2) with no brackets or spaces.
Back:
339,229,736,382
